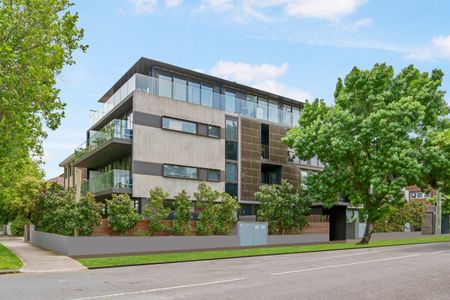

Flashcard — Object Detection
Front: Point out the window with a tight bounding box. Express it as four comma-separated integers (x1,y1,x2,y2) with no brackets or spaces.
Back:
207,169,220,181
188,80,201,104
257,97,268,120
163,165,198,179
293,107,300,125
241,94,257,118
268,100,279,123
225,119,238,140
226,162,238,182
208,125,220,138
173,76,187,101
226,183,238,197
158,72,172,98
226,141,238,160
225,89,237,113
201,83,213,107
282,104,292,126
162,117,197,134
310,156,319,166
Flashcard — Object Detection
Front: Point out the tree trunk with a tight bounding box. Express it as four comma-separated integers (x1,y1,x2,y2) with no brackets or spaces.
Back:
358,219,373,244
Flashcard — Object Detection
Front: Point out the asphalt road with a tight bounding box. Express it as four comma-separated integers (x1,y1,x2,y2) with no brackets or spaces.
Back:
1,242,449,300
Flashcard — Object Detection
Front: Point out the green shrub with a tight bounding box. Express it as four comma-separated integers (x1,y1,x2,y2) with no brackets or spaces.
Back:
173,190,192,236
144,187,170,235
214,193,239,235
75,193,103,236
107,194,142,233
10,216,31,236
256,180,311,234
374,200,426,232
31,184,102,236
195,182,220,235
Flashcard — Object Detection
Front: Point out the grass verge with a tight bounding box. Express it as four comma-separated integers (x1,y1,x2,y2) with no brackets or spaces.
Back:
0,243,23,271
78,235,450,269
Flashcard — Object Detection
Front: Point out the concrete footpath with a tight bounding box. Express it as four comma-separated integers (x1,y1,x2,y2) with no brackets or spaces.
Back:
0,236,86,273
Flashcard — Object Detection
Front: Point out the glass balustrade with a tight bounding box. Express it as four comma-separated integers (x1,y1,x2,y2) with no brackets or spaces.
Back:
74,119,132,160
90,73,302,128
81,169,132,195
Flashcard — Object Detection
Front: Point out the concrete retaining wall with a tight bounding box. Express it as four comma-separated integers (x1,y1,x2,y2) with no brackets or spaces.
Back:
66,235,240,257
268,234,329,245
30,227,69,255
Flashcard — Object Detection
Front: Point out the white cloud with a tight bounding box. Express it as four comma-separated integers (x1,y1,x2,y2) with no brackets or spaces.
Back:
285,0,367,20
127,0,181,14
198,0,367,22
199,0,234,12
208,60,310,101
406,34,450,61
210,60,289,83
342,17,372,31
129,0,157,14
165,0,182,7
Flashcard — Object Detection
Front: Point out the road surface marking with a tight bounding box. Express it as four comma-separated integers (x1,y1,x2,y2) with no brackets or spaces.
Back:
271,253,423,276
70,277,248,300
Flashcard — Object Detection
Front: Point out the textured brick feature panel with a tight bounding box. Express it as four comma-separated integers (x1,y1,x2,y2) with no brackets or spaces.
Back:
240,118,304,201
240,118,261,201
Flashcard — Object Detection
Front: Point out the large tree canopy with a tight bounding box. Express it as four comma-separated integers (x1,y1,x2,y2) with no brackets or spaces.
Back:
0,0,86,223
284,64,449,243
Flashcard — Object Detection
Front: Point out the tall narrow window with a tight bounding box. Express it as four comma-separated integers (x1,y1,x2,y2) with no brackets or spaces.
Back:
225,119,238,140
188,80,201,104
226,162,238,182
201,83,213,107
257,97,268,120
268,100,279,123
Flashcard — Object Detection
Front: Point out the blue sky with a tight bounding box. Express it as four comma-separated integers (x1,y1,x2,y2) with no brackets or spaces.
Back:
44,0,450,178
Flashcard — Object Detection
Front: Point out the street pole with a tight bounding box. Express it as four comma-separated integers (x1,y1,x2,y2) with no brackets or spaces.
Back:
436,190,442,235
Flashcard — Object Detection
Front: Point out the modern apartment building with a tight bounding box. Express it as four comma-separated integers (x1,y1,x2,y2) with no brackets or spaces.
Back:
60,57,327,216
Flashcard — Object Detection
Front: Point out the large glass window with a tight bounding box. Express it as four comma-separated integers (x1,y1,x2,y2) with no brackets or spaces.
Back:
208,125,220,138
163,165,198,179
226,141,238,160
225,89,237,113
268,100,279,123
201,83,213,107
158,72,172,99
162,117,197,134
225,183,238,197
226,162,238,182
173,76,187,101
241,94,257,118
188,80,201,105
207,169,220,182
225,119,238,140
257,97,268,120
282,104,292,126
293,107,300,126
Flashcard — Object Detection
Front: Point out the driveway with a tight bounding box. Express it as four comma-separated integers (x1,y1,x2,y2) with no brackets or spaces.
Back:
0,236,86,273
1,241,449,299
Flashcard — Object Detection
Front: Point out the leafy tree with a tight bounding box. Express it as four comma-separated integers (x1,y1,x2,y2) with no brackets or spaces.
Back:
107,194,142,233
214,193,240,235
173,190,192,236
195,182,220,235
144,187,170,235
256,180,311,234
0,0,86,224
284,64,448,244
0,158,44,224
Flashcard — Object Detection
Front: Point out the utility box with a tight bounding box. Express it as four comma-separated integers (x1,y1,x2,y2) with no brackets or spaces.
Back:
237,222,268,247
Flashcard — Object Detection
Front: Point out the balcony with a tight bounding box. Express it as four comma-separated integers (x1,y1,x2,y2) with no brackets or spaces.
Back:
74,119,132,168
81,169,132,196
90,73,301,128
